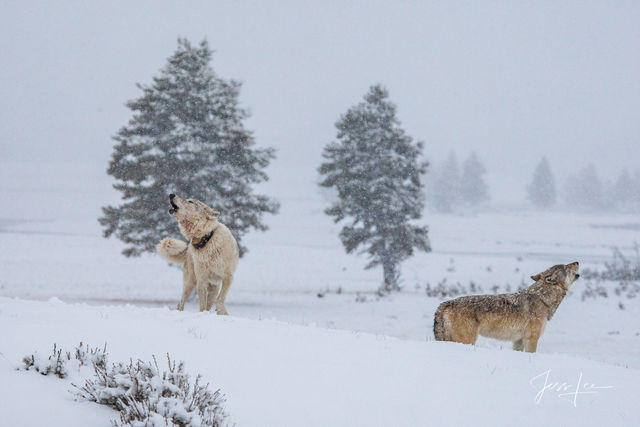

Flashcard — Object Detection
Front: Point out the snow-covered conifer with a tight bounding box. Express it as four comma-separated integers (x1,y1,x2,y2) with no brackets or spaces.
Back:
608,169,634,211
564,164,604,211
319,84,431,293
428,152,461,213
460,152,490,207
526,157,556,208
99,39,278,256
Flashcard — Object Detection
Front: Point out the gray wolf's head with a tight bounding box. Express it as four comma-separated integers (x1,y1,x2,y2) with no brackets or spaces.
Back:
531,262,580,290
168,194,220,239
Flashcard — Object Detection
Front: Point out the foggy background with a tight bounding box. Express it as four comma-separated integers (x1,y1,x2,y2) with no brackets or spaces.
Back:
1,0,639,204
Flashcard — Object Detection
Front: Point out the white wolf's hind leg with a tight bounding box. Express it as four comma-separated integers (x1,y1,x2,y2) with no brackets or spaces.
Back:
206,283,221,311
215,275,233,315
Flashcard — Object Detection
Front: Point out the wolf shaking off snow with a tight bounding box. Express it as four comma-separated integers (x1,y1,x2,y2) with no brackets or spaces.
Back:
434,262,580,352
157,194,239,314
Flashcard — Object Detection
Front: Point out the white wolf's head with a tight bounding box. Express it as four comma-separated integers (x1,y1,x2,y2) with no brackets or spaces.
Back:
168,194,220,239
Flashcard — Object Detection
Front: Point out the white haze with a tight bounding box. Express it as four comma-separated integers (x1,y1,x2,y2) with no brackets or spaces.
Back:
1,0,639,203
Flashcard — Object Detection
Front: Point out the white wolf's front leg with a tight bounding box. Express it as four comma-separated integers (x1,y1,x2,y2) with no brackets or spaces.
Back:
177,262,196,311
206,283,221,311
196,281,209,312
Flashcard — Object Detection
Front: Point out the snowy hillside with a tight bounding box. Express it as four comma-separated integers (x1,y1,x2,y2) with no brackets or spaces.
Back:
1,297,639,427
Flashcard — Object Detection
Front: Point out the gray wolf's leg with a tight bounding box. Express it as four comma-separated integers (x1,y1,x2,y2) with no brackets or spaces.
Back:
524,323,543,353
513,338,524,351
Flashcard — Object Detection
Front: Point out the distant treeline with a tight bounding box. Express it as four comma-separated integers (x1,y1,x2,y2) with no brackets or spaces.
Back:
426,154,640,213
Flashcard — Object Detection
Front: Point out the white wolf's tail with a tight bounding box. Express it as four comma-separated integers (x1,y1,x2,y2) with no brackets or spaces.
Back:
157,238,188,265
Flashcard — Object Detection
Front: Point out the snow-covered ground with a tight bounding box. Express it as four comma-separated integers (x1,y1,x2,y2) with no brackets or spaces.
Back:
1,297,639,427
1,160,640,425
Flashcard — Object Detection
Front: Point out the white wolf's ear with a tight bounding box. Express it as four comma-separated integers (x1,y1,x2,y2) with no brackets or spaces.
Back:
205,206,221,219
531,274,542,281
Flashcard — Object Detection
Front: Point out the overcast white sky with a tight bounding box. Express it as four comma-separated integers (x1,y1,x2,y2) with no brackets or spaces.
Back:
1,1,638,203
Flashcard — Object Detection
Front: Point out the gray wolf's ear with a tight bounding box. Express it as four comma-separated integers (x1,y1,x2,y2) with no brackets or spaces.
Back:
531,274,542,281
205,206,221,219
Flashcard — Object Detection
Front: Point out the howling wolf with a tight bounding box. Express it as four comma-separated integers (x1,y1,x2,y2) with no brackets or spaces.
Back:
157,194,239,314
433,262,580,352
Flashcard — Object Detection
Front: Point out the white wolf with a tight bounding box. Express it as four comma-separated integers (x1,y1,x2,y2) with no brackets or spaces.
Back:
157,194,239,315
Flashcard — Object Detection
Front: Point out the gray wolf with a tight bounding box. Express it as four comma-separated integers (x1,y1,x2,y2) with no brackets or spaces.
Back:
433,262,580,352
157,194,239,314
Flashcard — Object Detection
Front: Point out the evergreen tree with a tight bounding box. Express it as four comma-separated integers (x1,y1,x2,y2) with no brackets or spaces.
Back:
564,164,604,211
318,84,431,293
609,169,633,210
99,39,279,257
429,152,461,213
460,152,490,207
633,171,640,210
526,157,557,208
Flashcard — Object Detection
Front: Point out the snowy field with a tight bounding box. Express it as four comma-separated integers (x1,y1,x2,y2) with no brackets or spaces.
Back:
2,297,639,427
1,161,640,426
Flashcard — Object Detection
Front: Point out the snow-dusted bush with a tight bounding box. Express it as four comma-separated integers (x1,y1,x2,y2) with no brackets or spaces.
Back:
424,278,528,299
22,342,106,379
76,355,228,427
581,279,639,300
424,279,486,299
21,343,228,427
581,281,610,300
581,244,640,300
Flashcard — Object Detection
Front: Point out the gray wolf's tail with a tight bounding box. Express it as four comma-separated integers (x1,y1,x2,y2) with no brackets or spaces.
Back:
433,302,452,341
157,238,188,265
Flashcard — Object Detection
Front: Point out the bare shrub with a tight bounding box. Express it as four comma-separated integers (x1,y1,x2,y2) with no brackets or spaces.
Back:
75,354,228,427
21,343,229,427
22,342,106,379
425,279,488,299
424,277,530,300
582,244,640,300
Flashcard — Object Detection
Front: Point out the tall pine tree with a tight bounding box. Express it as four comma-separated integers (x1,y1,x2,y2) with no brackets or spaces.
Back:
460,152,490,207
526,157,556,208
100,39,279,257
319,85,431,293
